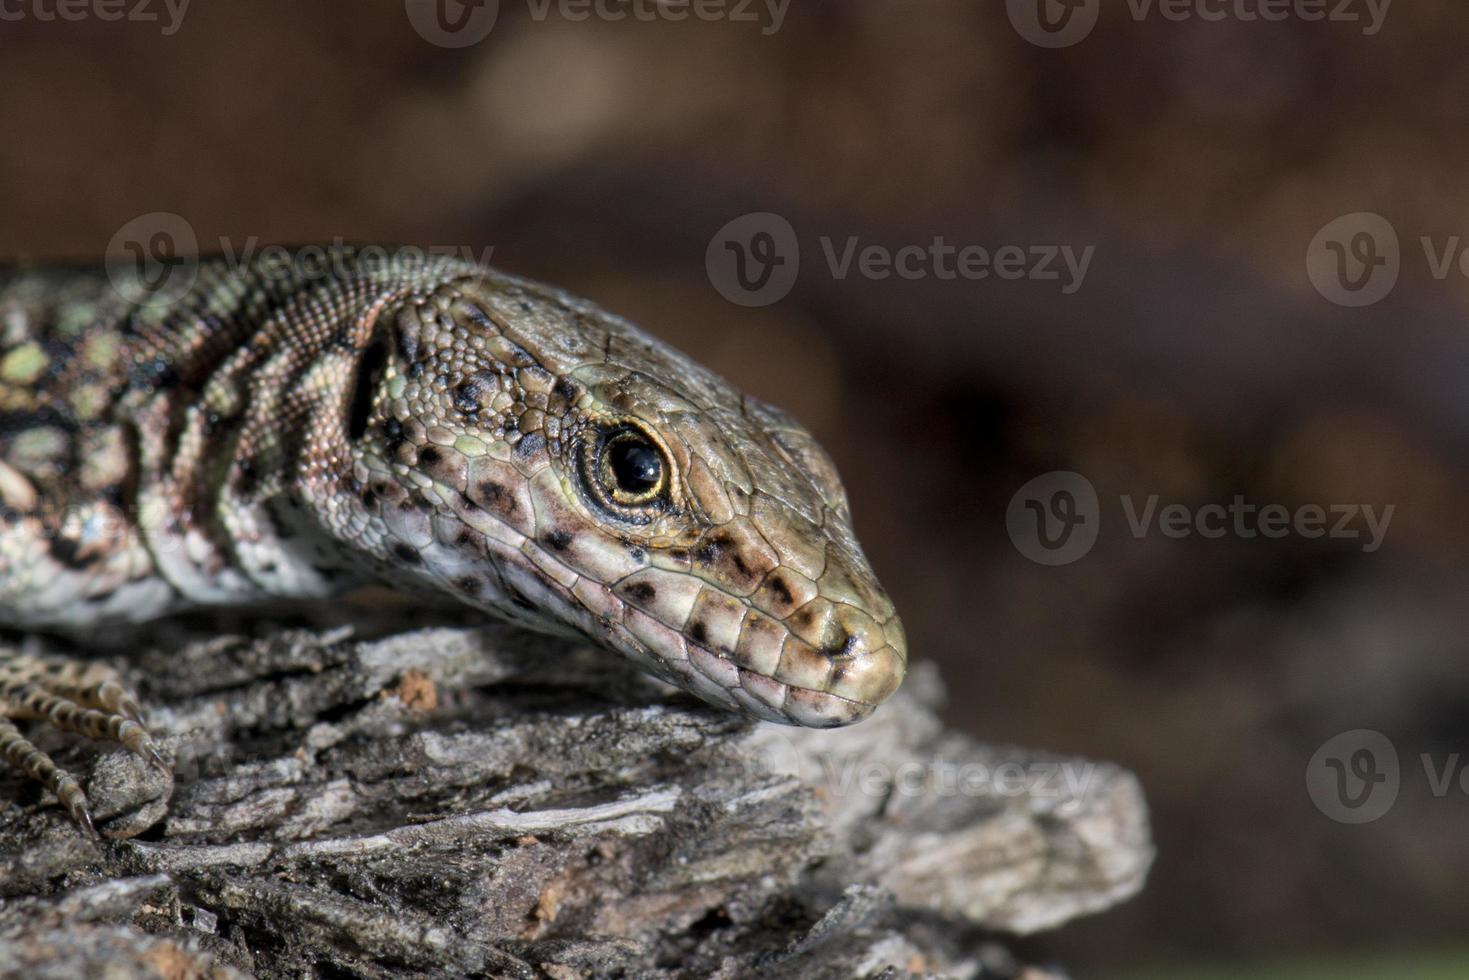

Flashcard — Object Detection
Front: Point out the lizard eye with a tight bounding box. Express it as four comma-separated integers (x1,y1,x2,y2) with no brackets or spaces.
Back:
606,434,663,497
579,424,671,518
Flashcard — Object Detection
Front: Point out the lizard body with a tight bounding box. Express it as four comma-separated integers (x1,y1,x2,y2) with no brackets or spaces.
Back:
0,249,906,831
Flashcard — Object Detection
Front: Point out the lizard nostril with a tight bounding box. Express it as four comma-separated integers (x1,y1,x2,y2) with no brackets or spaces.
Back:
821,623,861,659
821,605,885,661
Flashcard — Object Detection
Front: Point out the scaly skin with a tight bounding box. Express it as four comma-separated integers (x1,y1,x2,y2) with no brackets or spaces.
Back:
0,248,906,831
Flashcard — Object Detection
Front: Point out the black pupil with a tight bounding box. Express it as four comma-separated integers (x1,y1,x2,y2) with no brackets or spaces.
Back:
608,438,662,494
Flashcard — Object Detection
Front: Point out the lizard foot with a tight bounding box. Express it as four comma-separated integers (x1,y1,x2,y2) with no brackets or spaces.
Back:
0,650,165,836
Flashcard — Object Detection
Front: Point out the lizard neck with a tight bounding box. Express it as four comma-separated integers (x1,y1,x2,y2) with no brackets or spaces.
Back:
127,251,477,606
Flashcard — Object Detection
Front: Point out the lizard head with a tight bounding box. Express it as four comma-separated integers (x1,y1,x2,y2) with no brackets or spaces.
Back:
333,266,905,727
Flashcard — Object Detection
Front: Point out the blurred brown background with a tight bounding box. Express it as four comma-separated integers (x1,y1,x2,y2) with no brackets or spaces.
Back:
4,2,1468,975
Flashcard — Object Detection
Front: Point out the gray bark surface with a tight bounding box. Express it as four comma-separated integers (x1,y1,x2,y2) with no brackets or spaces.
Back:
0,614,1152,979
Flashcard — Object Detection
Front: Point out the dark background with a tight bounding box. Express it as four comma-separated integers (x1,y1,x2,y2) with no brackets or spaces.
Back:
3,2,1467,976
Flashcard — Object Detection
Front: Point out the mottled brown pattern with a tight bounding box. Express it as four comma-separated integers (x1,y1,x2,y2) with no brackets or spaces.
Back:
0,248,906,830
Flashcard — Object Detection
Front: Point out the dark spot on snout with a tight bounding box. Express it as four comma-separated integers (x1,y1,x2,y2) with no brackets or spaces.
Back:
695,532,749,578
624,582,656,602
822,633,860,659
766,575,793,606
476,482,514,512
392,543,423,565
544,530,573,551
553,378,577,402
419,446,442,466
689,621,708,645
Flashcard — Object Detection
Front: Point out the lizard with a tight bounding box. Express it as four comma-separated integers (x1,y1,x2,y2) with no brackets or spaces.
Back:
0,247,907,835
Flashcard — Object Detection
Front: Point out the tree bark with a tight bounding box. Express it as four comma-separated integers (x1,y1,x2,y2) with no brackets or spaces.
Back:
0,615,1152,979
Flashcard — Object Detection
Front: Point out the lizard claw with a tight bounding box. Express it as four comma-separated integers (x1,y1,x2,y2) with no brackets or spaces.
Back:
73,803,99,840
62,786,99,840
145,743,170,773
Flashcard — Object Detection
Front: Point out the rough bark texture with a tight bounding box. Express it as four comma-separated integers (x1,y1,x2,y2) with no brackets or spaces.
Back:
0,609,1152,979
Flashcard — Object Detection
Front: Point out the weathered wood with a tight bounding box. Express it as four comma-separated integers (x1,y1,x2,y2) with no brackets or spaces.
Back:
0,617,1151,978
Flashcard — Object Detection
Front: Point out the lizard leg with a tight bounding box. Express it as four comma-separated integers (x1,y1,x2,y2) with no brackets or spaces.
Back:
0,717,97,837
2,682,164,767
6,656,149,727
0,650,163,833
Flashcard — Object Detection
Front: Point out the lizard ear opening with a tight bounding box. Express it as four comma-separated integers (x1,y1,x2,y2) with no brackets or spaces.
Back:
347,336,390,440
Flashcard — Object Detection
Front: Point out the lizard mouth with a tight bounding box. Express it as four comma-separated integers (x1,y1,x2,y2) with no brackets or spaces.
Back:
394,496,907,727
606,570,907,728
